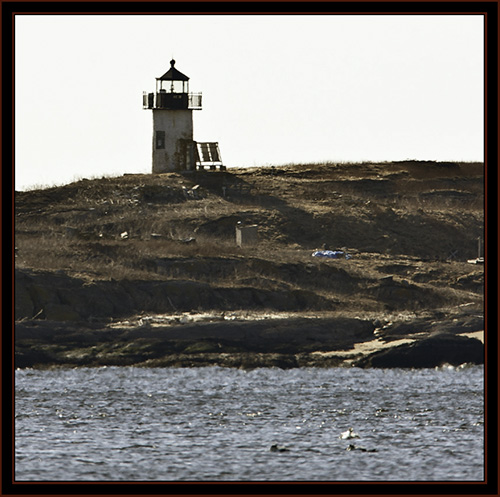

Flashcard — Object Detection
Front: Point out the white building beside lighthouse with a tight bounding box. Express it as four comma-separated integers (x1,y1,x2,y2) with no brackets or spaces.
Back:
143,60,202,173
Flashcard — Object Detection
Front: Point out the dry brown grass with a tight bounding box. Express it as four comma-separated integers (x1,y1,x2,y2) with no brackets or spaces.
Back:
15,161,484,311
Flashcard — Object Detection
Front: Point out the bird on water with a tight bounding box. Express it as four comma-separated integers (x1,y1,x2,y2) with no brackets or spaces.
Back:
346,444,378,453
340,427,359,440
270,444,289,452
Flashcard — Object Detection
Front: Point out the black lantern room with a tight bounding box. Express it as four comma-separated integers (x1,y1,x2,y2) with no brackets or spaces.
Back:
143,59,202,110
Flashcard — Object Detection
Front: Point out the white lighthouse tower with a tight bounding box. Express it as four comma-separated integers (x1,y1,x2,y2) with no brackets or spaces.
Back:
143,60,202,173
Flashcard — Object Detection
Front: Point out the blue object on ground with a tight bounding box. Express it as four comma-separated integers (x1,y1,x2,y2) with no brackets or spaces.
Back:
312,250,351,259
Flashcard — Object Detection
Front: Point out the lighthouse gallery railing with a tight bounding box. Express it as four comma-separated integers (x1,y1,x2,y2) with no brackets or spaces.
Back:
143,92,202,110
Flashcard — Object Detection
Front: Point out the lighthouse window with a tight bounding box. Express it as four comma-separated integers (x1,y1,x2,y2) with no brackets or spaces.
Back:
156,131,165,149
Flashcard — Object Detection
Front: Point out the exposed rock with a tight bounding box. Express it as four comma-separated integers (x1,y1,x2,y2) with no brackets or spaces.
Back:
354,334,484,368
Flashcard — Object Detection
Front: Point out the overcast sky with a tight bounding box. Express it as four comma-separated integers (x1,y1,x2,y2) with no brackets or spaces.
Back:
15,14,484,191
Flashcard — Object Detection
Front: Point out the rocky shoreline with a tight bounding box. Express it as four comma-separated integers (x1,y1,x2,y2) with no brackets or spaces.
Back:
15,308,484,370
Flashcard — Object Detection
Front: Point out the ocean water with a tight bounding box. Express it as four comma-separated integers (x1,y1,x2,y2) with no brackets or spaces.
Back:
15,365,484,482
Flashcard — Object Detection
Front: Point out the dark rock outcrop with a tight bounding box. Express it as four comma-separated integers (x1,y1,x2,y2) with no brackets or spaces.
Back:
14,316,377,368
354,334,484,368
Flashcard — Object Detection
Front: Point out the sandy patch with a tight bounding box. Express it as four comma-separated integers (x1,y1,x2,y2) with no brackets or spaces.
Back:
311,336,419,364
459,330,484,343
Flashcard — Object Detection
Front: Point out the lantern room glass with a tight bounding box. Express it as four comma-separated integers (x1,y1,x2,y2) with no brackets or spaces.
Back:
156,79,188,94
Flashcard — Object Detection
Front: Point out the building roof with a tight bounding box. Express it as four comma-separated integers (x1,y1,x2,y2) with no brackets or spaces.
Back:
157,59,189,81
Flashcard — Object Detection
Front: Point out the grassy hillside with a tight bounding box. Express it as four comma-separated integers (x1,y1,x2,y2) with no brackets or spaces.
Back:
16,160,483,271
14,160,485,368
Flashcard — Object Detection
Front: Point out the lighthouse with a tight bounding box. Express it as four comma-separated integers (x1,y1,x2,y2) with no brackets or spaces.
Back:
143,60,202,173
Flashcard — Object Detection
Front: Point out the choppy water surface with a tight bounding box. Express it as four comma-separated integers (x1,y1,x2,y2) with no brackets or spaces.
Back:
15,366,484,481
